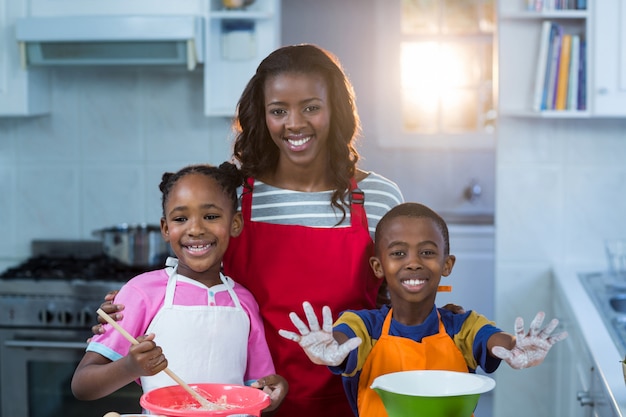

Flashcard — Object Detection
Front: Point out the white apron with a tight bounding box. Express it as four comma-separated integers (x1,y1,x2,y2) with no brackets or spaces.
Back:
140,258,249,393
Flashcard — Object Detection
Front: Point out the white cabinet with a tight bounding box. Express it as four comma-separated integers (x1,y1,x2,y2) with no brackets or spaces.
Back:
204,0,280,116
553,284,620,417
435,225,494,319
592,0,626,116
0,0,49,116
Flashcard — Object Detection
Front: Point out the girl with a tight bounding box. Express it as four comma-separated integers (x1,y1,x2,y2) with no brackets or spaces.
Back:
72,163,287,415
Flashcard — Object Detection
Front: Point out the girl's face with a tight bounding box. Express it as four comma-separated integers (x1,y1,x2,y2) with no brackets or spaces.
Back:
160,174,242,285
369,216,455,321
264,72,332,171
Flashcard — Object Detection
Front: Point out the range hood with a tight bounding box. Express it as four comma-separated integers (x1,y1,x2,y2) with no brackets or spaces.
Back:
15,15,204,70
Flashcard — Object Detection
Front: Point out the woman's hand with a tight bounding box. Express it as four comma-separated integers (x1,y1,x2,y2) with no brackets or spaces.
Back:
253,374,289,416
441,303,466,314
91,290,123,336
491,311,568,369
278,301,361,366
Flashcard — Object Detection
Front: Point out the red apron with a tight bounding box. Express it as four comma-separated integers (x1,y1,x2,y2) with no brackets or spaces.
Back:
222,178,380,417
357,309,469,417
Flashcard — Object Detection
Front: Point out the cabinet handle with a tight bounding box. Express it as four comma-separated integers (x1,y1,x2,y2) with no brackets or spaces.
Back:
576,391,594,407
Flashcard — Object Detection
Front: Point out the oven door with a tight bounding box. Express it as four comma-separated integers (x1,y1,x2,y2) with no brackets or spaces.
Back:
0,328,143,417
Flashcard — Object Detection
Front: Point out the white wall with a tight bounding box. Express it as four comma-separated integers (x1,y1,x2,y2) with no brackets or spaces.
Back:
493,117,626,416
0,67,233,270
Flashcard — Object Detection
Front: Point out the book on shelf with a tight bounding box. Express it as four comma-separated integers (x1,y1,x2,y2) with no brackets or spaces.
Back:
544,23,563,110
567,34,580,110
555,33,572,110
532,21,553,112
578,38,587,110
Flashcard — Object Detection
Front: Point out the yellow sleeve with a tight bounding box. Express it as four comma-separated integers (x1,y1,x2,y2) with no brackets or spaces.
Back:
335,311,375,377
452,311,496,370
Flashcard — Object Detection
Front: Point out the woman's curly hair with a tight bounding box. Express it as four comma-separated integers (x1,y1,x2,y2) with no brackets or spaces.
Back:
232,44,361,221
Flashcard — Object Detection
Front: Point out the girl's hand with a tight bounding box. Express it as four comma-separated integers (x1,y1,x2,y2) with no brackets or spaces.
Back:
491,311,568,369
278,301,361,366
91,290,123,336
125,333,167,377
252,374,289,415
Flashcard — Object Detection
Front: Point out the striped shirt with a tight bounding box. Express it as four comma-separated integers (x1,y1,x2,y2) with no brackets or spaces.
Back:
240,172,404,239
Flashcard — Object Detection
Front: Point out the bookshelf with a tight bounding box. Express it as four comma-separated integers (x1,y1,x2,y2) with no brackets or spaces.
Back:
498,2,590,118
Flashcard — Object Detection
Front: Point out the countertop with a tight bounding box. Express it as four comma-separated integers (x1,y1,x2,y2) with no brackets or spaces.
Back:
555,265,626,416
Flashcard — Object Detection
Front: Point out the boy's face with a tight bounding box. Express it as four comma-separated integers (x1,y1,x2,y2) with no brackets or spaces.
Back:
370,216,455,309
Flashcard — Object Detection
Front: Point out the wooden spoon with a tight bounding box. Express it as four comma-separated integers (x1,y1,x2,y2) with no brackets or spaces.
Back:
96,308,217,409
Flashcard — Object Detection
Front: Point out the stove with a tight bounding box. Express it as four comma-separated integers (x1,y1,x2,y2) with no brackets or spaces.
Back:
0,241,146,330
0,240,147,417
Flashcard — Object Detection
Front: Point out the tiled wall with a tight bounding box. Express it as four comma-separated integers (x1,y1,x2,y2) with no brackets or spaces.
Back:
0,67,234,270
493,117,626,416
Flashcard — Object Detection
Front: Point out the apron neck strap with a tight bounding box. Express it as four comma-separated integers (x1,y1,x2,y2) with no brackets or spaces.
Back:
349,177,368,230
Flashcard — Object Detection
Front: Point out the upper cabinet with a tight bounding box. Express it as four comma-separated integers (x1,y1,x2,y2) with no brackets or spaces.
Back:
204,0,280,116
1,0,281,118
499,0,626,118
592,0,626,116
0,1,50,116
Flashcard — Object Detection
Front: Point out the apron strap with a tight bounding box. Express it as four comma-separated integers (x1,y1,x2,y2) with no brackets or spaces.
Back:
164,258,179,307
349,177,368,230
219,272,243,310
241,177,255,222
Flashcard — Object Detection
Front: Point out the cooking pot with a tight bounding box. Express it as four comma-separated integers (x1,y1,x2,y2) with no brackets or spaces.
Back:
92,223,170,268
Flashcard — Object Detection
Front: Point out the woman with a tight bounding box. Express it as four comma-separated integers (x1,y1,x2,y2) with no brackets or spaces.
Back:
222,44,404,416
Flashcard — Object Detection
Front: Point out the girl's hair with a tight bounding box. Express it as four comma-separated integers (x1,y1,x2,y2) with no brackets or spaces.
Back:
375,203,451,256
232,43,361,220
159,162,244,216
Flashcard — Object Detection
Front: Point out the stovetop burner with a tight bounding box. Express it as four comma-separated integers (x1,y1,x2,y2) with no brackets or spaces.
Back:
0,254,146,282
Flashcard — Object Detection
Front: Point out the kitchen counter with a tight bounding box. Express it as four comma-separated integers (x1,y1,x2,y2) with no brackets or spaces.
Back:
554,265,626,416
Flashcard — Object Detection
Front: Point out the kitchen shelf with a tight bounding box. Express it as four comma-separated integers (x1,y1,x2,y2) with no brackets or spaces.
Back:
498,4,590,118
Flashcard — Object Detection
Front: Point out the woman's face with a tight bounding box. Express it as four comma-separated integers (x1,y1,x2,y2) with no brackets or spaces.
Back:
263,72,332,170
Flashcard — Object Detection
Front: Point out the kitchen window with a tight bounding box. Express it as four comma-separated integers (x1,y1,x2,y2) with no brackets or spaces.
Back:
375,0,496,149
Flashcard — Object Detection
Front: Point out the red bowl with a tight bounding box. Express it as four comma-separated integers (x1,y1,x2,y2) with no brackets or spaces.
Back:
140,383,270,417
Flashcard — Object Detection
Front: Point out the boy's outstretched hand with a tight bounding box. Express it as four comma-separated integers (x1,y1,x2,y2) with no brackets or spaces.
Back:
278,301,361,366
491,311,568,369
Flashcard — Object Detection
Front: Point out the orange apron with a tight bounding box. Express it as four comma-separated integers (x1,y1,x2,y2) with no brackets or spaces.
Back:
357,309,469,417
222,178,380,417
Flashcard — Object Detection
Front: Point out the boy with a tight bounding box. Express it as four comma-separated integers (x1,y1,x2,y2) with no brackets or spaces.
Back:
279,202,567,417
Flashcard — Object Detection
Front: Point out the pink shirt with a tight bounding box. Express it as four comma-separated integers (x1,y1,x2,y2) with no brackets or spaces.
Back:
87,268,275,384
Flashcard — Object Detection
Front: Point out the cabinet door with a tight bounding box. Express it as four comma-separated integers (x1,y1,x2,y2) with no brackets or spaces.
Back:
554,290,593,417
592,0,626,115
204,0,281,116
0,0,49,116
